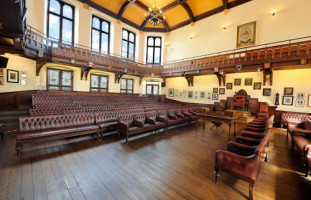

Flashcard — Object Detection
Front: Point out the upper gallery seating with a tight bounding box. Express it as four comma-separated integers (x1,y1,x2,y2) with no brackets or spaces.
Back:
214,116,274,200
17,93,200,152
288,119,311,176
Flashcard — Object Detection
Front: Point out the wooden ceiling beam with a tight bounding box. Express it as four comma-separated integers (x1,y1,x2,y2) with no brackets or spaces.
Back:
133,1,149,12
117,0,137,19
222,0,228,11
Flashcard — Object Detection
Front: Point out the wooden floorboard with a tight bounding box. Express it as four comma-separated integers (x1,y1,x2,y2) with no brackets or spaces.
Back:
0,122,311,200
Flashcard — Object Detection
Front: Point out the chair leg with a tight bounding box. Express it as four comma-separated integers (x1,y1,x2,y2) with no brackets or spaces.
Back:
249,184,255,200
291,140,294,149
125,134,128,144
16,144,23,156
265,153,268,162
305,161,309,177
214,170,220,184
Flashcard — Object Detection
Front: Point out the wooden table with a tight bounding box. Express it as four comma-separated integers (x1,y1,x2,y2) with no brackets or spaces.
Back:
197,112,238,139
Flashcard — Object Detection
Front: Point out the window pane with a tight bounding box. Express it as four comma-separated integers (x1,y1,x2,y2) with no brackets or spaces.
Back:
101,33,109,53
100,76,107,88
153,86,159,95
127,90,132,94
155,38,161,46
127,80,133,90
92,29,100,51
129,33,135,43
48,69,60,85
91,75,99,87
92,17,100,29
121,90,126,93
62,71,72,86
91,88,98,92
129,43,134,56
147,47,154,63
62,19,73,44
63,5,73,19
48,86,60,90
122,30,128,40
48,14,60,40
148,37,154,46
49,0,60,14
122,41,128,58
102,21,109,32
121,79,126,89
154,47,161,63
100,89,107,92
146,85,152,95
62,86,72,91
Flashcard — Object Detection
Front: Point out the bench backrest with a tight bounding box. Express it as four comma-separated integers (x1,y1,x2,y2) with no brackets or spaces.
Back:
95,112,117,124
19,113,95,133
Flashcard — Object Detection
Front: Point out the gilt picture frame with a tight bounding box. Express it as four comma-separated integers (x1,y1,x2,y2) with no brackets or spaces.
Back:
237,21,257,48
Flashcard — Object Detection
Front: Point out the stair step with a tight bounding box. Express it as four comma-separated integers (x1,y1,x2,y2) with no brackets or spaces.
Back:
0,109,29,116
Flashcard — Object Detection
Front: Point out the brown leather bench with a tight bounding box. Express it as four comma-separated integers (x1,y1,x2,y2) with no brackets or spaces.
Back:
17,113,100,154
95,112,118,135
281,113,311,136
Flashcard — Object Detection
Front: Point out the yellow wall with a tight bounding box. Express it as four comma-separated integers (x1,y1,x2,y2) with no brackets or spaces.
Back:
164,68,311,113
165,0,311,61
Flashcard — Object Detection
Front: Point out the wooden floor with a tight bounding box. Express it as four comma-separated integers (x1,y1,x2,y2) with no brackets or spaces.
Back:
0,122,311,200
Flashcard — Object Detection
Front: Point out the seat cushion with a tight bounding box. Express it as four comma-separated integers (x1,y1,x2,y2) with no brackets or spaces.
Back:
293,135,311,152
97,121,117,129
129,126,143,132
17,125,99,141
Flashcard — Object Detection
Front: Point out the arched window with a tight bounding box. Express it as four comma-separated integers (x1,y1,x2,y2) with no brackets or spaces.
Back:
47,0,74,44
146,36,162,64
121,29,136,60
91,15,110,54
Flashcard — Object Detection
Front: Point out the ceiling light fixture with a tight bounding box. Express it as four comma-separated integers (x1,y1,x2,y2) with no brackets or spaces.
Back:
222,25,226,30
272,10,276,16
144,0,165,27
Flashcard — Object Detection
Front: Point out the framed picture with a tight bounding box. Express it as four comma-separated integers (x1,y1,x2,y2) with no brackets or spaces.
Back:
175,89,179,97
21,78,27,86
194,91,199,99
234,79,241,86
178,92,182,97
219,88,225,95
183,90,187,98
237,21,256,48
226,83,232,90
213,88,218,94
297,93,304,99
7,69,19,83
188,91,193,99
21,71,27,78
284,87,294,95
200,91,205,99
296,99,305,107
212,93,218,100
282,96,294,106
253,82,261,90
207,92,211,100
245,78,253,86
308,95,311,107
168,88,174,97
263,88,271,96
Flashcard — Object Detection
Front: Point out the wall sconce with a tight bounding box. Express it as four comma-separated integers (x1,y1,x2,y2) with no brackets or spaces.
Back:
272,10,276,16
222,25,227,30
257,68,261,72
188,35,194,39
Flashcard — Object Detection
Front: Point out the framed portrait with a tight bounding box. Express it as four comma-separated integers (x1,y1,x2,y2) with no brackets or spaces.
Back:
308,95,311,107
297,93,304,99
194,91,199,99
282,96,294,106
226,83,232,90
237,21,256,48
296,99,305,107
234,79,241,86
207,92,211,100
263,88,271,96
245,78,253,86
200,91,205,99
219,88,225,95
212,93,218,100
253,82,261,90
178,92,182,97
284,87,294,95
213,88,218,94
188,91,193,99
7,69,19,83
168,88,174,97
21,78,27,86
175,89,179,97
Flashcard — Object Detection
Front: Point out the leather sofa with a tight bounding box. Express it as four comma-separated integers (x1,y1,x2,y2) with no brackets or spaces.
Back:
214,119,272,200
281,113,311,136
288,119,311,176
17,113,100,154
95,112,118,135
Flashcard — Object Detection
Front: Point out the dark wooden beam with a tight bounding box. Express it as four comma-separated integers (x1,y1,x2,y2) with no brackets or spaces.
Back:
215,72,226,86
117,0,137,19
133,1,149,12
175,0,194,23
222,0,228,11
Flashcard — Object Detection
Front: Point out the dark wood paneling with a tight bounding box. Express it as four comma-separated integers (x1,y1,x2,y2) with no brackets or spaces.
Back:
0,90,37,110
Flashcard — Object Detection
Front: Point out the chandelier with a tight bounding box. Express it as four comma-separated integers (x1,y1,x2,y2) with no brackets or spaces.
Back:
144,0,166,26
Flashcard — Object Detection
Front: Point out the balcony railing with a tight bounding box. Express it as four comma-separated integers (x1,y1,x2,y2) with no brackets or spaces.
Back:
162,36,311,74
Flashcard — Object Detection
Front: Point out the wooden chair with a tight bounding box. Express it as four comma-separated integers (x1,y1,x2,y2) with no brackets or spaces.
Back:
258,103,269,118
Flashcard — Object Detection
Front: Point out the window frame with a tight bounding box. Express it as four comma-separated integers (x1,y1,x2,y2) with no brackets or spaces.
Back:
47,0,75,44
91,15,111,54
146,36,162,64
121,28,136,60
90,74,109,93
146,84,159,95
47,68,74,91
120,78,134,94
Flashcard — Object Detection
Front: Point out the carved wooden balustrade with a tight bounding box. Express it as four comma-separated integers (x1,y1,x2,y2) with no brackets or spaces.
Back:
24,26,163,77
162,37,311,75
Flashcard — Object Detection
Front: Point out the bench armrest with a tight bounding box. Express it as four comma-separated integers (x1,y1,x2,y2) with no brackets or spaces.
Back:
146,117,156,125
168,113,177,120
133,119,144,127
118,121,129,133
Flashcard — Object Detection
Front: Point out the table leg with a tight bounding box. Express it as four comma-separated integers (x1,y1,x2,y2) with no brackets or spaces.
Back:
234,122,236,136
203,118,205,129
228,123,231,140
